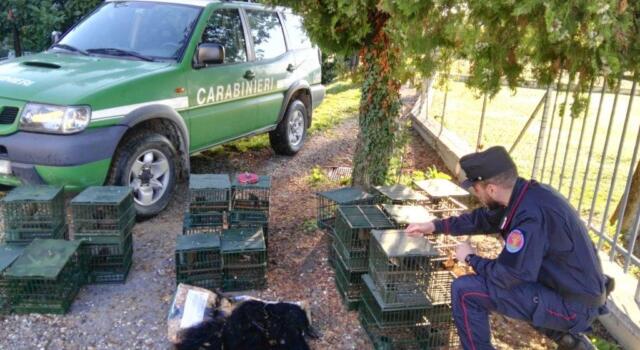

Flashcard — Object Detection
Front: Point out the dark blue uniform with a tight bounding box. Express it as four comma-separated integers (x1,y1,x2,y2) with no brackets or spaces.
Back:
433,178,607,350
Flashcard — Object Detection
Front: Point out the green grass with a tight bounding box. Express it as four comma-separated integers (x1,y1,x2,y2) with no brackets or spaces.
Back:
429,81,640,246
221,80,361,153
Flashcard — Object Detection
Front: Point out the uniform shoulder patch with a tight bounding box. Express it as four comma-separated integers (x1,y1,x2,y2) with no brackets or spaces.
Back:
505,229,525,253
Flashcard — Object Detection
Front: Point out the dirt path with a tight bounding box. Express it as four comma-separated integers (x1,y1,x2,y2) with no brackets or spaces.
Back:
0,89,558,350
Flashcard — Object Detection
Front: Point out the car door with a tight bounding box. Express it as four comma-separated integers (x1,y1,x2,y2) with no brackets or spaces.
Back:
184,7,259,152
242,9,294,128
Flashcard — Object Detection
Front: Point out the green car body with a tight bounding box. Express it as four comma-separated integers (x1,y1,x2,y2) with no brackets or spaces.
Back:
0,0,324,216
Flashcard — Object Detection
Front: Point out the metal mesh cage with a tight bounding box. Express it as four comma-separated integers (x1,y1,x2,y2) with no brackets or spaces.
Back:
2,186,65,234
83,232,133,284
0,245,24,314
179,274,223,291
361,274,429,327
73,208,136,236
176,233,222,286
316,187,377,230
221,228,267,268
223,265,267,291
368,230,439,306
360,299,458,350
5,239,86,314
374,185,429,205
70,186,134,222
4,223,67,245
189,174,231,212
333,244,367,301
381,205,436,229
184,211,225,228
413,179,469,199
231,175,271,211
423,197,468,219
333,206,395,271
229,210,269,247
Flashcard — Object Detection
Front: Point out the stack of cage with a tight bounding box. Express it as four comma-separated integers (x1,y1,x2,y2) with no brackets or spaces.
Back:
360,230,458,349
374,184,429,205
221,227,267,291
381,204,436,230
230,175,271,246
71,186,135,284
0,245,24,314
331,205,395,310
4,239,86,314
413,179,469,218
184,174,229,234
175,233,222,290
1,186,67,245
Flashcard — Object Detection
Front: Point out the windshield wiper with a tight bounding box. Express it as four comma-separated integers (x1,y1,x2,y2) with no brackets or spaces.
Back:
50,43,89,56
86,48,156,62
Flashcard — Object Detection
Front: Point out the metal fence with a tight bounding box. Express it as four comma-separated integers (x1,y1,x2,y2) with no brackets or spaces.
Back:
430,72,640,303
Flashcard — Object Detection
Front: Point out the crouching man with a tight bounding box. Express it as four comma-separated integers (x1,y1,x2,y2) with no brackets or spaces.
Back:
407,146,611,350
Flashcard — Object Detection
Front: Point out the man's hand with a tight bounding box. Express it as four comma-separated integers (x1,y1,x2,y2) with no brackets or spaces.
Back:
455,242,476,263
405,222,436,237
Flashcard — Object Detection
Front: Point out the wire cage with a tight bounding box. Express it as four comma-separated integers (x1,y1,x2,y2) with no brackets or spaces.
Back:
360,298,459,350
183,211,225,233
83,232,133,284
2,186,65,234
4,223,67,246
5,239,86,314
413,179,469,219
381,204,436,229
71,186,135,234
231,175,271,211
316,187,377,230
333,205,395,271
368,230,440,306
221,228,267,269
176,233,222,287
0,245,24,314
223,264,267,292
333,244,367,301
360,274,430,327
189,174,231,213
228,210,269,247
374,185,430,205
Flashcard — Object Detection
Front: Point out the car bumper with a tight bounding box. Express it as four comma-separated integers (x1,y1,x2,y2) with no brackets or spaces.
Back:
0,126,126,189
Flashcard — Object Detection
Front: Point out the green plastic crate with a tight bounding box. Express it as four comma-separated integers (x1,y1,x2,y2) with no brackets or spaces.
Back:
381,204,436,229
73,206,136,235
189,174,231,212
4,222,67,245
5,239,86,314
0,245,25,314
231,175,271,211
223,264,267,291
221,228,266,268
374,184,429,205
70,186,134,223
176,233,222,282
333,244,366,300
184,211,225,229
316,187,377,230
361,274,429,327
2,186,65,234
368,230,440,306
359,299,458,350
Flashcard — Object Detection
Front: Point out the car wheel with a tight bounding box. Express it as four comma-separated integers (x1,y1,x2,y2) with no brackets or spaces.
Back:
269,99,308,156
108,132,178,218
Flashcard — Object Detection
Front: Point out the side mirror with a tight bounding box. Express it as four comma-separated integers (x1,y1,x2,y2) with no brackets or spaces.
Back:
196,43,225,68
51,31,62,45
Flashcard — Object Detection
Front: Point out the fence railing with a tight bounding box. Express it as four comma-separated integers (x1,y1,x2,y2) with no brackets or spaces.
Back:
428,72,640,303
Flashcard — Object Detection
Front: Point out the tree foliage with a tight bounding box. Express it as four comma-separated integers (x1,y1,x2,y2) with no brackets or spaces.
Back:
269,0,639,187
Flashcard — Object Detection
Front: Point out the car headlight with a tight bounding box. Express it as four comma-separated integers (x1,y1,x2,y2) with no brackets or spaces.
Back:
19,103,91,134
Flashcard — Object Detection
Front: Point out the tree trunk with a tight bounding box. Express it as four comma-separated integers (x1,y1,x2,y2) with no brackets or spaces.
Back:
12,24,22,57
351,12,401,190
608,161,640,255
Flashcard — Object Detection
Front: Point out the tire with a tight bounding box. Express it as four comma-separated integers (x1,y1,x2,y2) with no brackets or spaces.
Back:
107,131,178,219
269,99,308,155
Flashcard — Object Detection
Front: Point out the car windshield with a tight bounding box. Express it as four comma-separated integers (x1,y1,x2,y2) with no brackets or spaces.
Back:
56,2,201,61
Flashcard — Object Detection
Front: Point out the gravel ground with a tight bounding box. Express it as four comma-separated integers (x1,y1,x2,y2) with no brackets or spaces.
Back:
0,88,609,349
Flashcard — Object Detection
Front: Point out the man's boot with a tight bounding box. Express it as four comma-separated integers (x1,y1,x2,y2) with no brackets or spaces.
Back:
555,333,595,350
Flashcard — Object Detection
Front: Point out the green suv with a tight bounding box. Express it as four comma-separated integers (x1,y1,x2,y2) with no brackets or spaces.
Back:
0,0,324,217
